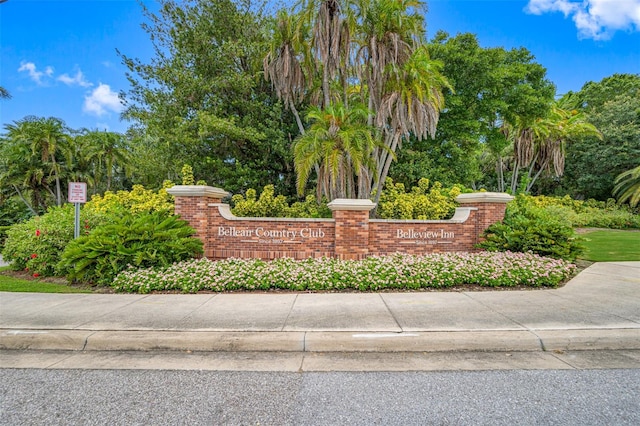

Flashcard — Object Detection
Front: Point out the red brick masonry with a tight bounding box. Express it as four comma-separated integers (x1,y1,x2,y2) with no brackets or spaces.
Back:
167,186,513,260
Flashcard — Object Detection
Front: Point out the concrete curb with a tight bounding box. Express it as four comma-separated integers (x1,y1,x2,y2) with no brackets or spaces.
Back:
2,328,639,353
304,331,543,352
0,330,89,351
536,328,640,351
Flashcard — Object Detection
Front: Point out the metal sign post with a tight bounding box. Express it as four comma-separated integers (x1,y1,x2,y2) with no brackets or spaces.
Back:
68,182,87,239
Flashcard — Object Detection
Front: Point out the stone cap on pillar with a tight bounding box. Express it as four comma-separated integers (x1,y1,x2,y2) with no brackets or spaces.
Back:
327,198,377,211
456,192,514,204
166,185,230,199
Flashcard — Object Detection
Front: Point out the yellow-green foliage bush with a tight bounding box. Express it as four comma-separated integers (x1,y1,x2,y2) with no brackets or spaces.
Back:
86,185,174,216
181,164,195,185
231,185,331,218
378,178,465,220
524,194,607,212
521,194,639,229
231,186,290,217
289,195,332,218
231,181,469,220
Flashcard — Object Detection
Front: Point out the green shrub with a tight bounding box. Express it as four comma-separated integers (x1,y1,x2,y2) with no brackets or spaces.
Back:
1,205,104,276
1,185,183,277
522,194,639,229
0,197,33,227
59,211,203,285
231,185,331,218
479,195,584,260
573,209,640,229
378,178,467,220
0,226,10,250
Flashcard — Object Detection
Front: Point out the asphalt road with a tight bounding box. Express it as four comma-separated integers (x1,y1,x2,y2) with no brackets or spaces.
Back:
2,368,639,425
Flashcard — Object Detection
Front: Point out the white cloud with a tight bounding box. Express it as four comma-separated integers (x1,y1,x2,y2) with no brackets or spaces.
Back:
58,70,92,87
526,0,640,40
83,83,124,117
17,61,54,85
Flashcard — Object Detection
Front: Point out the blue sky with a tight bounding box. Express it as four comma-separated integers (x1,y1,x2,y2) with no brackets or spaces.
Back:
1,0,639,134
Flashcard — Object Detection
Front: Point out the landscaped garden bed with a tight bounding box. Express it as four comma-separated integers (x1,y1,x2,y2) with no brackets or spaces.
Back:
3,186,636,294
111,251,576,294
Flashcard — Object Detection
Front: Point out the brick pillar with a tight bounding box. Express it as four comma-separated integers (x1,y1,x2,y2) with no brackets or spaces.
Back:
456,192,513,244
328,199,376,260
166,185,229,250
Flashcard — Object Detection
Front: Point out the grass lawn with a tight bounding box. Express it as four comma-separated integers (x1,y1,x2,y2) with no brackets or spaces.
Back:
579,230,640,262
0,266,91,293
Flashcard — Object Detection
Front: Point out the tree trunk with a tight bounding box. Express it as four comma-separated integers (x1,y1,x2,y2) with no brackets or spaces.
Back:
106,157,113,191
51,155,62,206
12,184,37,216
510,162,520,194
496,156,504,193
526,167,546,193
322,65,331,108
372,130,394,194
358,167,371,199
290,101,305,136
373,131,400,207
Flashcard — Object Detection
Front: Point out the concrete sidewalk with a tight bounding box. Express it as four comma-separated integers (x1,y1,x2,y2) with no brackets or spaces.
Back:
1,262,639,354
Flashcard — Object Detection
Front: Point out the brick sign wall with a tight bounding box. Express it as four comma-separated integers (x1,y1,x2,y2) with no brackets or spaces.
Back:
167,186,513,260
210,204,335,260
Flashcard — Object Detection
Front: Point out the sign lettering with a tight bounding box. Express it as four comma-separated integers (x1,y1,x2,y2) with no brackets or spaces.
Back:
68,182,87,203
217,226,325,244
396,228,455,245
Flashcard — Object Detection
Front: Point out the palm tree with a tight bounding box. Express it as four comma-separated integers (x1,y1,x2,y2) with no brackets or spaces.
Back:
483,127,511,193
298,0,350,108
81,130,131,191
3,117,70,206
504,103,601,193
294,102,380,199
265,0,449,202
0,132,49,214
613,165,640,207
371,46,450,204
64,131,97,192
355,0,425,119
263,9,311,135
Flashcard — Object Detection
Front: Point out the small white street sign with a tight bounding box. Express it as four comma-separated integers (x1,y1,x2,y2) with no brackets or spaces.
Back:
68,182,87,203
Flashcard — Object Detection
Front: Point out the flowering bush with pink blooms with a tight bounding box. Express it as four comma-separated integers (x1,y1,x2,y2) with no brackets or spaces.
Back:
112,252,576,294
